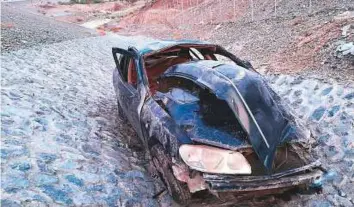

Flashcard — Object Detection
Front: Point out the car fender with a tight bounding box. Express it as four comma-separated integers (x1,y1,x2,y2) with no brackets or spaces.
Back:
140,97,193,157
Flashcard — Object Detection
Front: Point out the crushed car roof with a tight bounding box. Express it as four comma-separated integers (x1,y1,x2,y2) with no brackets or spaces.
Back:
135,39,210,55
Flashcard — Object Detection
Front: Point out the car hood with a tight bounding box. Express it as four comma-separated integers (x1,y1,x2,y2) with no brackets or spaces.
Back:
161,60,309,171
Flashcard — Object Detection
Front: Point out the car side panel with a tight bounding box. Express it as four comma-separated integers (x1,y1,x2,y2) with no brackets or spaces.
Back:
114,67,148,143
140,98,193,156
113,67,129,113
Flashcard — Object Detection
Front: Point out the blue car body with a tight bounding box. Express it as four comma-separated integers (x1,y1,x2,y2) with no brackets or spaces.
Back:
112,40,322,194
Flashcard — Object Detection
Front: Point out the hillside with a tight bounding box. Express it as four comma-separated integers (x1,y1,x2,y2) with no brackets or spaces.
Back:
115,0,354,82
33,0,353,83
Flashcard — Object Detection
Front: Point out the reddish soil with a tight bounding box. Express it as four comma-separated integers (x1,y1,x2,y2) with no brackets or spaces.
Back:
34,0,353,81
270,19,352,74
33,1,127,23
115,0,353,81
117,0,249,39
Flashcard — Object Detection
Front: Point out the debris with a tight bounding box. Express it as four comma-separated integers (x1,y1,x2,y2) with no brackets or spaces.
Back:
38,3,56,9
336,42,354,56
341,25,351,37
172,165,189,183
50,106,66,119
97,29,106,36
186,173,207,193
172,164,207,193
214,24,221,30
1,23,14,28
338,190,347,197
112,3,122,11
80,19,111,29
76,17,84,22
334,11,354,20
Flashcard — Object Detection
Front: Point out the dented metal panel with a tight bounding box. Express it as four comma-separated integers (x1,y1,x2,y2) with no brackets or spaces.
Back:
161,60,308,170
140,98,193,156
113,41,322,202
153,88,249,151
203,160,321,182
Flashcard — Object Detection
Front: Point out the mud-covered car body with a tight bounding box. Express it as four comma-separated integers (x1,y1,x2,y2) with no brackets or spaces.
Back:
112,40,322,202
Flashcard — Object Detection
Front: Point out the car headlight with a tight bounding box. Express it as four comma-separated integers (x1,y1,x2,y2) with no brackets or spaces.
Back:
179,144,251,174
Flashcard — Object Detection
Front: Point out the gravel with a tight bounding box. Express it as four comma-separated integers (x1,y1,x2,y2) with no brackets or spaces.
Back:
1,2,95,53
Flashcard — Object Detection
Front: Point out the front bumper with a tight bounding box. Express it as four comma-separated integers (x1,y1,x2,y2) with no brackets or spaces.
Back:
203,161,323,192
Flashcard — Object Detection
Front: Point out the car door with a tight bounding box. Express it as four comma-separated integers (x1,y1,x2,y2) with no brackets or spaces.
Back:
112,47,146,141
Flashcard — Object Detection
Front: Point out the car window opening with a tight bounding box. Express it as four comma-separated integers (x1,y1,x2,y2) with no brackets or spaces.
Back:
118,54,138,89
127,59,138,88
144,45,224,94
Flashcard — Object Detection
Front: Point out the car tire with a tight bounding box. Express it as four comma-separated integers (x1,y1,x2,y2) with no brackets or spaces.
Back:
117,101,127,121
150,144,191,205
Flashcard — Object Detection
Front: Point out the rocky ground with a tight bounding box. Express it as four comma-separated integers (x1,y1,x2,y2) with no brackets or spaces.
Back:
1,35,173,207
268,74,354,206
1,0,354,206
1,2,170,206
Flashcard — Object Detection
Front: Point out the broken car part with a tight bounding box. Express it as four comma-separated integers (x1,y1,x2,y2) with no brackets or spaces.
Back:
112,40,322,204
179,144,251,174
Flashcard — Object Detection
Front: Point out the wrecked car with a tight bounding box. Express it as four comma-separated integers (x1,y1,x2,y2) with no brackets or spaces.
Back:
112,40,323,204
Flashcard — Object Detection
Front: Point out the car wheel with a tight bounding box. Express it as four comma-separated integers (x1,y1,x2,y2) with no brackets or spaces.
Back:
150,144,191,205
117,101,127,121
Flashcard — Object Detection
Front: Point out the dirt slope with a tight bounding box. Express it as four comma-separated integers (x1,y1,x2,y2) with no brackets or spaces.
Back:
31,0,353,82
116,0,354,82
